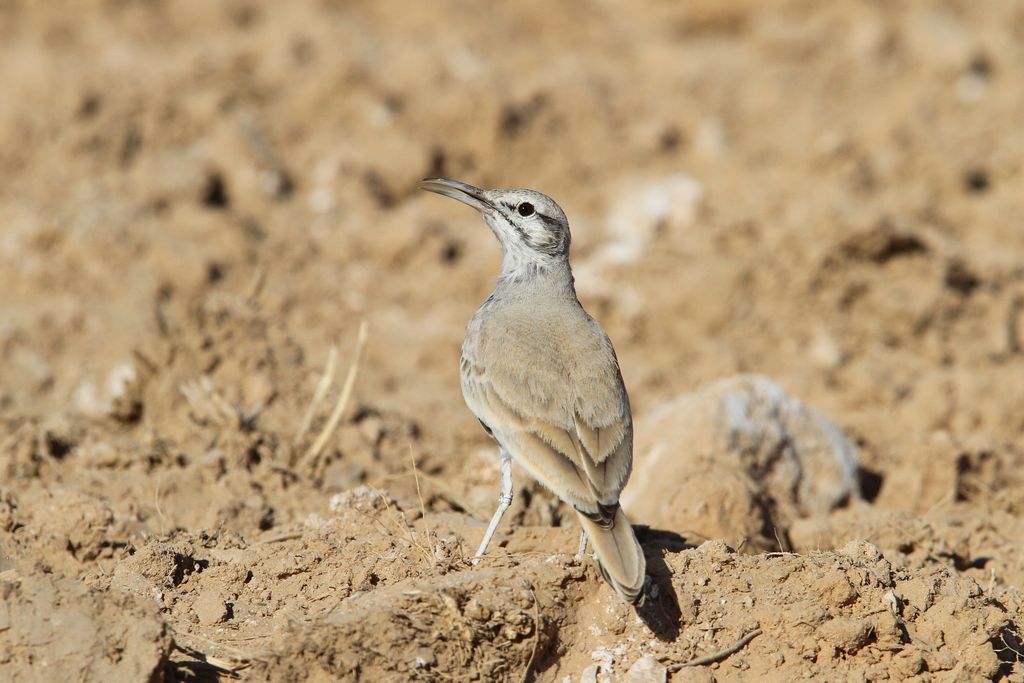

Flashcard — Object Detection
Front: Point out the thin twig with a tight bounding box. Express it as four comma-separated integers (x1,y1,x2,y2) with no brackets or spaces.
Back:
256,531,304,544
667,628,763,672
294,344,339,446
1007,295,1022,354
772,526,788,552
245,266,268,302
180,375,241,428
363,483,434,567
521,581,541,683
172,632,259,670
154,473,168,536
409,449,438,565
410,450,437,550
303,321,369,470
203,376,239,426
410,449,428,520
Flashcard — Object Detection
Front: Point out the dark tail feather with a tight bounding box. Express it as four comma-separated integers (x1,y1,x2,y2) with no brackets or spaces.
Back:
576,507,647,605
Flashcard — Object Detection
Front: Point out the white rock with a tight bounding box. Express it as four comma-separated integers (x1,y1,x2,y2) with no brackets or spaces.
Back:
602,174,704,264
623,375,859,547
72,361,136,417
624,654,667,683
575,174,704,299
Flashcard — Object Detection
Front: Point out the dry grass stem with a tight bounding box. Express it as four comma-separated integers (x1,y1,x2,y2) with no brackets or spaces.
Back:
154,473,169,536
256,531,305,544
303,320,369,471
362,483,435,567
521,581,541,683
180,375,242,428
293,344,339,446
410,450,439,565
245,265,268,302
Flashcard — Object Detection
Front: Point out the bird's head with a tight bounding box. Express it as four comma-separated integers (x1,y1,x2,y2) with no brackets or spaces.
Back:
419,178,571,273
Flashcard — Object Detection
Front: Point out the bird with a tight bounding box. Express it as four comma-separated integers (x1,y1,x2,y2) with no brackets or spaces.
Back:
418,177,647,604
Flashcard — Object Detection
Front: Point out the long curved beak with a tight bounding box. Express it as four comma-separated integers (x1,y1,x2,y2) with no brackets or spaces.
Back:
418,177,494,213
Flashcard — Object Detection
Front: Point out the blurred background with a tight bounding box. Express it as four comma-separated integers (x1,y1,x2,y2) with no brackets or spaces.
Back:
1,1,1023,680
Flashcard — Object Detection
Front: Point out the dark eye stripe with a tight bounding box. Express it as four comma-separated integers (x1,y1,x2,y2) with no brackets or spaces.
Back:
503,201,556,224
496,200,566,254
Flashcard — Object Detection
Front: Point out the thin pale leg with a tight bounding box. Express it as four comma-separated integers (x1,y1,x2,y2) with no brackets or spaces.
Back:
574,530,588,562
472,450,513,564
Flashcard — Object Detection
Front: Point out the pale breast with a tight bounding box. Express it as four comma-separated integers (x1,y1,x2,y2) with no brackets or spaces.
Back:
461,297,629,432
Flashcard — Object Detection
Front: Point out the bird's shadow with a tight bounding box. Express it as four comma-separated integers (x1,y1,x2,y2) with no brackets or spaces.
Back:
633,525,692,642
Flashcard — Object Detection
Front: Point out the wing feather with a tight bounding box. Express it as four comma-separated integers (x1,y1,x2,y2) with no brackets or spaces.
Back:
461,340,634,515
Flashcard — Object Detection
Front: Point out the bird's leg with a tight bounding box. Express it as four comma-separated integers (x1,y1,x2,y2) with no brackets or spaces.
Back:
574,530,589,562
473,450,513,564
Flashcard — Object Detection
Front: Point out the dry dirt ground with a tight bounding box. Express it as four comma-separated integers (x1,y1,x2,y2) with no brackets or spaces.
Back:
2,1,1024,681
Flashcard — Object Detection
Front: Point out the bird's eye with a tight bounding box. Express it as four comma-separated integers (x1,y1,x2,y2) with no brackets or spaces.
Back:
517,202,535,217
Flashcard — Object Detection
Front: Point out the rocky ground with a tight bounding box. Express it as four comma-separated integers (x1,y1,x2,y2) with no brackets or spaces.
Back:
1,1,1023,681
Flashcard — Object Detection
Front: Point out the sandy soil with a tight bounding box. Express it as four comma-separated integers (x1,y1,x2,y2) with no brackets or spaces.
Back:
2,1,1024,680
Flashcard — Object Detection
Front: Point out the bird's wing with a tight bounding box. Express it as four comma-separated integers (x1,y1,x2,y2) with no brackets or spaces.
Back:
461,317,632,515
565,332,634,516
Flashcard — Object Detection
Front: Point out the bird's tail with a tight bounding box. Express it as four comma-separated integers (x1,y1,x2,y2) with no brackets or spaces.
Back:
576,507,647,605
